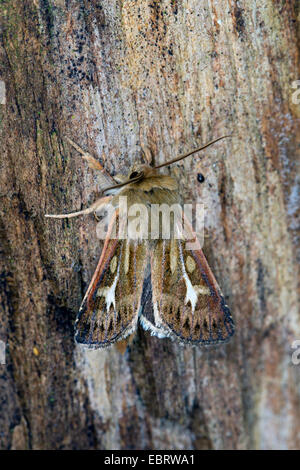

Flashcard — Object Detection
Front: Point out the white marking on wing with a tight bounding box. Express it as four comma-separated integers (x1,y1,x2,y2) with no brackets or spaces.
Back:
178,242,210,313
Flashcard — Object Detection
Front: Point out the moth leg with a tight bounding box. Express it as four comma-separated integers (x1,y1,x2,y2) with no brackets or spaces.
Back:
45,195,112,219
140,143,154,165
65,136,116,182
115,333,136,354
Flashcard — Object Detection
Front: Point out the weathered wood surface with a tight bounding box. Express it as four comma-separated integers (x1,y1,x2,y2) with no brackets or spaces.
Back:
0,0,299,450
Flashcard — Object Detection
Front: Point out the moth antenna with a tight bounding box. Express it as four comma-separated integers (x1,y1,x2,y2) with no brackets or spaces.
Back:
65,137,116,188
45,196,112,219
102,172,144,194
154,134,232,169
45,209,95,219
101,135,231,194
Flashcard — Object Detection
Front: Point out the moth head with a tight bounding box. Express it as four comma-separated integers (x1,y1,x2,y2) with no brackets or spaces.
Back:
127,143,156,180
103,163,156,195
127,163,156,181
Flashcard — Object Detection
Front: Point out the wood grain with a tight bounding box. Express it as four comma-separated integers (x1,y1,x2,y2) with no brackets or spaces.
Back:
0,0,299,449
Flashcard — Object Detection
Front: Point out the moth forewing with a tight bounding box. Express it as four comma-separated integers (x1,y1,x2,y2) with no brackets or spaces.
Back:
148,214,235,346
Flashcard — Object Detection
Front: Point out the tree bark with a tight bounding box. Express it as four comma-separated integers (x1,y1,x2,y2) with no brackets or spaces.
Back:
0,0,299,450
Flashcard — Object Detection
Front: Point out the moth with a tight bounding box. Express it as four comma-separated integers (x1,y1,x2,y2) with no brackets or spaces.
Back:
45,136,235,348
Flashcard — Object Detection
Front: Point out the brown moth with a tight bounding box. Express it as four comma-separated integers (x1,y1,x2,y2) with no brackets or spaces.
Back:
45,136,235,348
